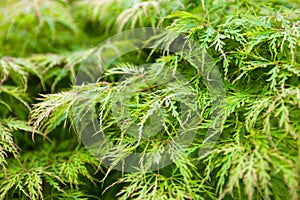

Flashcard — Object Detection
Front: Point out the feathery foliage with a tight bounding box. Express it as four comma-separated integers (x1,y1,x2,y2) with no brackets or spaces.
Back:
0,0,299,199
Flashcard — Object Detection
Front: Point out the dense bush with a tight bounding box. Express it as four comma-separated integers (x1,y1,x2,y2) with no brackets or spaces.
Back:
0,0,299,199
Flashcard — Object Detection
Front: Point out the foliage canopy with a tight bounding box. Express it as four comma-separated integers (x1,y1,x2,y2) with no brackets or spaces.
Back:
0,0,299,199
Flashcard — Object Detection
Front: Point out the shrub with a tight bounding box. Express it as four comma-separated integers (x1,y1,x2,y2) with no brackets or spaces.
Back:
0,0,299,199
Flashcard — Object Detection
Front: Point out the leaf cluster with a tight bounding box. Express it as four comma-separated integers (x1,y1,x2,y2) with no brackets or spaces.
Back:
0,0,299,200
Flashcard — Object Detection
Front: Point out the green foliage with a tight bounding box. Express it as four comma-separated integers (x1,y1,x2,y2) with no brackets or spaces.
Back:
0,145,100,200
0,0,80,57
0,0,299,199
